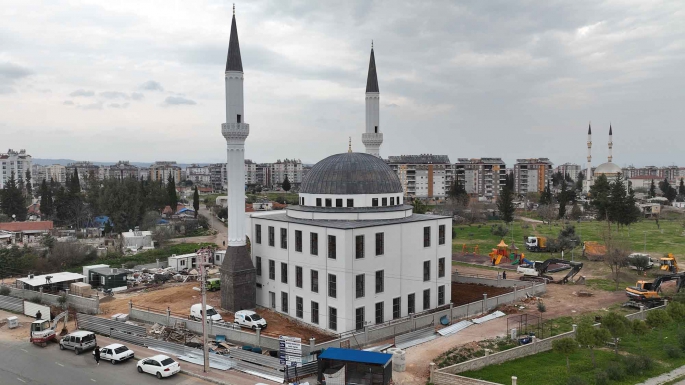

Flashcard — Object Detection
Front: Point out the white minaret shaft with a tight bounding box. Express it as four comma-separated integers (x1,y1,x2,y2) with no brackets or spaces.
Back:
222,11,249,247
586,123,592,181
608,124,613,163
362,43,383,157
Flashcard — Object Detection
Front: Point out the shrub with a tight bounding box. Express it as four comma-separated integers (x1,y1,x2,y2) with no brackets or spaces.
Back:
29,295,42,304
625,355,655,375
605,362,625,381
0,286,10,296
567,375,587,385
665,345,682,358
594,370,609,385
57,294,68,307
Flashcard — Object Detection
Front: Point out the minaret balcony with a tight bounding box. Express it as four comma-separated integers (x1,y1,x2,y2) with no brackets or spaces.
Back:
362,132,383,146
222,123,250,142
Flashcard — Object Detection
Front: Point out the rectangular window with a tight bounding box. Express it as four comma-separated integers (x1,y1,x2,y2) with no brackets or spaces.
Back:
255,256,262,276
280,228,287,249
393,297,401,319
355,307,365,330
316,198,322,207
355,235,364,259
375,270,384,294
295,230,302,252
268,226,275,247
375,233,384,256
347,199,354,207
423,289,431,310
438,257,446,278
268,260,275,280
390,197,395,205
269,292,276,308
296,296,303,318
439,225,446,245
356,274,365,298
372,198,378,207
336,199,343,207
255,224,262,244
423,261,431,281
329,307,337,331
281,262,288,284
423,226,431,247
408,293,415,314
325,198,332,207
311,270,319,293
310,233,318,255
382,197,387,206
311,301,319,324
375,302,384,324
281,292,288,313
328,235,336,259
438,285,446,306
296,266,303,288
328,274,337,298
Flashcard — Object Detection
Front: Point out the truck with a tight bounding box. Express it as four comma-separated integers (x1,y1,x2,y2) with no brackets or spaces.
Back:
525,236,559,252
206,278,220,292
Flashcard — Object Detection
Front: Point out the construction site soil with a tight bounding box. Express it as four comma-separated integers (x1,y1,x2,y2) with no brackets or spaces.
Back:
451,283,513,306
99,282,336,343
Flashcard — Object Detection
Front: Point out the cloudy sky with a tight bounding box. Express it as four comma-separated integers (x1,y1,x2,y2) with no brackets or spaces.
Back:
1,0,683,167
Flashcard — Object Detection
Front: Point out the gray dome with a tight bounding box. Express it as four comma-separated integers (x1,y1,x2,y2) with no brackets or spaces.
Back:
301,152,403,195
594,162,622,175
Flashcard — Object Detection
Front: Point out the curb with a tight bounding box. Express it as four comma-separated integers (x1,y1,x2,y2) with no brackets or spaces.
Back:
180,369,236,385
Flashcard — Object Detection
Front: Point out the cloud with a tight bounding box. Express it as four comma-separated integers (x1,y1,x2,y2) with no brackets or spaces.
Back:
163,96,197,106
69,89,95,97
131,92,144,100
385,103,399,108
108,103,130,109
0,62,33,80
77,102,104,110
0,86,16,94
63,100,74,105
99,91,129,99
139,80,163,91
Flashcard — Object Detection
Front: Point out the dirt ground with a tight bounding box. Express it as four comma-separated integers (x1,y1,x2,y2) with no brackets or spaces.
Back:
99,282,336,343
451,283,512,306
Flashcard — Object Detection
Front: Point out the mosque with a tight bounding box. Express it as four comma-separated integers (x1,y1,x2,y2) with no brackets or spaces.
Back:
582,124,623,194
220,9,452,332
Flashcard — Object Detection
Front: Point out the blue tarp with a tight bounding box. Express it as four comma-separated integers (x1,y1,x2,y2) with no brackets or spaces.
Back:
318,348,392,366
90,216,113,229
177,208,195,214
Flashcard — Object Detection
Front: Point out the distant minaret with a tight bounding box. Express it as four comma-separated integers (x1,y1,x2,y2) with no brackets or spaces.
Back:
362,42,383,157
608,124,613,162
586,123,592,182
220,5,256,312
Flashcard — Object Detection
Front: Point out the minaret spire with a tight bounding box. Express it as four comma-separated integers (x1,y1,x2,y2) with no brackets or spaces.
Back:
362,43,383,157
225,7,243,72
348,137,352,153
608,124,613,162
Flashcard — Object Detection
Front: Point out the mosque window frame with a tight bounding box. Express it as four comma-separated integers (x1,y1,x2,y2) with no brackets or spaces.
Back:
336,199,343,207
347,199,354,207
316,198,322,207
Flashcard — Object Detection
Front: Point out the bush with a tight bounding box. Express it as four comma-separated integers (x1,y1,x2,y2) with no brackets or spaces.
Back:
594,370,609,385
0,286,10,296
567,376,587,385
605,362,625,381
625,355,654,375
29,295,42,305
665,345,682,358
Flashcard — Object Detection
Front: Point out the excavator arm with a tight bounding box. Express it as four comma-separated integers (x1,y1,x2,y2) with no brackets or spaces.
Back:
49,311,68,332
536,259,568,275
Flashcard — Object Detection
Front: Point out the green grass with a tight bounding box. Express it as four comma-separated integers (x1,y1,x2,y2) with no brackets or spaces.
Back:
585,278,632,292
460,323,685,385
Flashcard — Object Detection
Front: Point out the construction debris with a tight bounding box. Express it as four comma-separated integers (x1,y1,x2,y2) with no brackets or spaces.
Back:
575,291,593,297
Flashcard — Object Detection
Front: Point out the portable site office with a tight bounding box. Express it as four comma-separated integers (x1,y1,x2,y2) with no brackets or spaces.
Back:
317,348,393,385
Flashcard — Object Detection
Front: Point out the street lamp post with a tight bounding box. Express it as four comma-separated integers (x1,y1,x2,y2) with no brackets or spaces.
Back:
644,232,647,253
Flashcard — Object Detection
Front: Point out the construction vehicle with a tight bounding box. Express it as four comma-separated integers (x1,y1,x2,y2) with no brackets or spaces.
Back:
627,253,655,271
525,236,559,252
659,254,679,273
517,258,583,283
625,273,685,308
30,311,68,347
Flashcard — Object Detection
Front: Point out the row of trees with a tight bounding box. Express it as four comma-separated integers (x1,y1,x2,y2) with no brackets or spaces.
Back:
589,173,641,229
648,177,685,202
0,171,30,221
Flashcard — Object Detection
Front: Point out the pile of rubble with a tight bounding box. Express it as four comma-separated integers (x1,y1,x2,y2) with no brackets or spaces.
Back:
148,321,237,355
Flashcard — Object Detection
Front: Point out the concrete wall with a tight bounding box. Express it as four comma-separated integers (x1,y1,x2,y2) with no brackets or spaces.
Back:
433,371,503,385
453,273,546,290
1,285,99,315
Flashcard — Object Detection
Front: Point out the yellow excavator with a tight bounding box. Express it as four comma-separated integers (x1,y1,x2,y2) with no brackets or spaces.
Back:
659,254,679,273
625,273,685,308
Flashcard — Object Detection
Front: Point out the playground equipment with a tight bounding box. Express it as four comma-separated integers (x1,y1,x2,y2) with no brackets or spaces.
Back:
489,240,522,265
462,244,480,255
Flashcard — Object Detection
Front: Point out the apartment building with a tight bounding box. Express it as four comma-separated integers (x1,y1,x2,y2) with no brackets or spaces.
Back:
513,158,554,195
386,155,452,198
100,161,139,180
622,165,682,183
149,161,182,183
271,159,303,189
245,160,258,186
555,163,582,182
0,149,32,189
66,161,100,181
186,164,211,186
453,158,507,200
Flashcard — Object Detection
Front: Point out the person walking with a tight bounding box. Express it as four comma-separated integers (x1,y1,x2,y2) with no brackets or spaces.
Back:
94,346,101,366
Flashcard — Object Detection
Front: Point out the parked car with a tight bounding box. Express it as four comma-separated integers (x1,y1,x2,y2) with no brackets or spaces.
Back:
136,355,180,379
93,343,134,364
59,331,97,355
234,310,267,330
189,304,222,322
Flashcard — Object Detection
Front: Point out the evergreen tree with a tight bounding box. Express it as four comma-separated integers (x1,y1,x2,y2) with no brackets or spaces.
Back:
0,172,27,221
39,179,49,218
167,174,178,214
497,173,516,223
70,168,80,194
558,181,568,219
282,176,291,193
24,169,32,197
589,174,611,220
193,187,200,218
648,179,656,198
680,178,685,196
660,178,678,202
539,182,553,205
42,178,55,217
575,171,584,192
448,180,469,206
621,185,641,227
608,174,627,227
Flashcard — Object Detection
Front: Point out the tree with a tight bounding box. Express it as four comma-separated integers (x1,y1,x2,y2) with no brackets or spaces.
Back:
608,174,627,228
646,309,672,340
575,171,584,192
552,338,577,373
539,182,553,205
39,179,50,218
589,174,611,220
24,169,32,198
556,225,580,258
621,185,641,227
601,312,630,355
0,171,27,221
649,179,657,198
632,319,649,349
538,204,557,226
602,230,631,290
558,181,569,219
667,301,685,326
192,187,199,218
412,198,428,214
448,180,469,207
282,176,291,193
103,220,113,236
660,178,678,202
679,178,685,196
490,224,509,238
576,319,610,368
569,204,582,220
631,255,651,274
167,174,178,214
496,173,515,224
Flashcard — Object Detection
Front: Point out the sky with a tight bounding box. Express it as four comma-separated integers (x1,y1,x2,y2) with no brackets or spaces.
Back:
1,0,683,167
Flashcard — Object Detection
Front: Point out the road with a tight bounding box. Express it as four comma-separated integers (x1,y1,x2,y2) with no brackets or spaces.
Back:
0,339,211,385
199,206,227,247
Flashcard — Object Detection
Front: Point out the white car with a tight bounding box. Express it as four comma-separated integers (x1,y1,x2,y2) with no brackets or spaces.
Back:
93,343,134,365
234,310,267,330
136,355,181,379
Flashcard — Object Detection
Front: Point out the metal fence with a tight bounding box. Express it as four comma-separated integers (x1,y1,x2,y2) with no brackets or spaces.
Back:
0,295,23,313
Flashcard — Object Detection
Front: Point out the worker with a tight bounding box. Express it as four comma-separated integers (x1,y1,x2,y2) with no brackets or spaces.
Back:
94,345,101,366
503,271,507,280
35,310,42,320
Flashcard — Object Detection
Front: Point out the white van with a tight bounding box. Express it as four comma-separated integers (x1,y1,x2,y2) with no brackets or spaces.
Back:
59,331,97,355
234,310,267,330
189,304,223,322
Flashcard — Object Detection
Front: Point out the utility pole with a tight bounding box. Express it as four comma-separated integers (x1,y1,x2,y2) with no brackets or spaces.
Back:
198,246,214,373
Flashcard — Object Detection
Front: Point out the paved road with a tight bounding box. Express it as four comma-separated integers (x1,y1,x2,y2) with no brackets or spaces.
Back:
0,339,211,385
200,206,227,247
